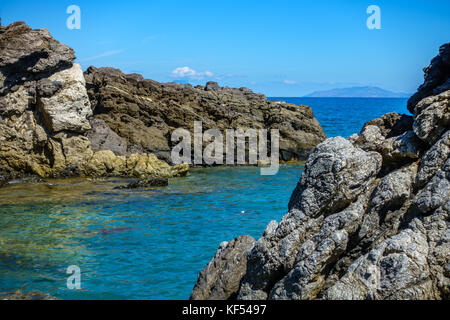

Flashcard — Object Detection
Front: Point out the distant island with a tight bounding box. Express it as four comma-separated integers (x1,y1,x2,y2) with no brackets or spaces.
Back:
304,86,410,98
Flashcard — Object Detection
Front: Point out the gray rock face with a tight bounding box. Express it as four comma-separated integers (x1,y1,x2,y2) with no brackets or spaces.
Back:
417,130,449,187
191,235,255,300
288,137,382,215
192,43,450,300
354,113,425,171
0,289,59,300
114,177,169,189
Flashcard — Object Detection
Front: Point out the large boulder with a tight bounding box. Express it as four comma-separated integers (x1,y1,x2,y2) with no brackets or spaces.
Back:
0,289,59,300
237,138,382,300
407,43,450,113
0,21,74,93
85,118,128,156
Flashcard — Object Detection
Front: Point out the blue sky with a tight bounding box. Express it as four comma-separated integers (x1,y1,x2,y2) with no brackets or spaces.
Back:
1,0,449,96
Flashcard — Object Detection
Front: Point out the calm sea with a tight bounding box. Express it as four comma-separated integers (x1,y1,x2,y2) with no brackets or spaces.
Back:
0,98,409,299
269,97,409,138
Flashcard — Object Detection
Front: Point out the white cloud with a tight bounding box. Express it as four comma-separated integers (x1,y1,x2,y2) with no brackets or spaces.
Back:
78,49,125,62
142,35,158,43
283,80,297,85
171,67,214,79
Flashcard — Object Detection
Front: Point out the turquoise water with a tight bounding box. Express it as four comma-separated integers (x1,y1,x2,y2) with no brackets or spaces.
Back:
0,98,411,299
269,97,409,138
0,165,304,299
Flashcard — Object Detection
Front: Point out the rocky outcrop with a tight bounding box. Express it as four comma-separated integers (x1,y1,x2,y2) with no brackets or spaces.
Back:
84,67,327,164
191,235,255,300
0,22,188,179
407,43,450,113
114,177,169,189
192,43,450,300
0,289,59,300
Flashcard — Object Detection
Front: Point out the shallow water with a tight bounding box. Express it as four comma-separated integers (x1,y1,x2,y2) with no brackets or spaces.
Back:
0,165,304,299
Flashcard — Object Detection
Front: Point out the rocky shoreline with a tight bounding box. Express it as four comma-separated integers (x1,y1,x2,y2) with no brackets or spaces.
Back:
84,66,326,164
0,21,189,182
191,43,449,300
1,20,448,301
0,21,326,187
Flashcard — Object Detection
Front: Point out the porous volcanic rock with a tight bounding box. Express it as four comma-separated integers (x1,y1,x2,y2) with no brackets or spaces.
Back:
84,66,327,164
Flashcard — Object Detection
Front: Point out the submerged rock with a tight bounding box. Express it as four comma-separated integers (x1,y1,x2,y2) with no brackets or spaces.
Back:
0,21,188,179
114,177,169,189
192,43,450,300
0,289,59,300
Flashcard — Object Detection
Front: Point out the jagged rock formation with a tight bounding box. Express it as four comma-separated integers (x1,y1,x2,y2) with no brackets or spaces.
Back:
192,43,450,300
84,67,327,163
191,236,255,300
0,22,188,179
114,176,169,189
0,289,59,300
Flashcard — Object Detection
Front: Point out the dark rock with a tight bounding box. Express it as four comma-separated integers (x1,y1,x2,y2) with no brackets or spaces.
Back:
205,81,220,91
85,118,128,156
191,235,255,300
0,173,9,187
407,43,450,114
84,67,327,163
114,177,169,189
36,78,63,97
362,112,414,138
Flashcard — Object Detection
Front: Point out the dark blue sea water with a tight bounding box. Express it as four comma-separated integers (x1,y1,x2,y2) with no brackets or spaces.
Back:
269,97,409,138
0,98,410,299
